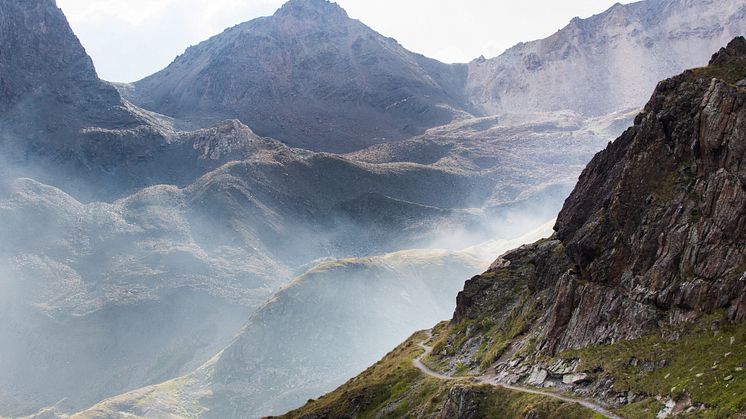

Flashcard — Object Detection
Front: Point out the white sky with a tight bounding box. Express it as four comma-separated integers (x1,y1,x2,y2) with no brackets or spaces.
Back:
56,0,634,83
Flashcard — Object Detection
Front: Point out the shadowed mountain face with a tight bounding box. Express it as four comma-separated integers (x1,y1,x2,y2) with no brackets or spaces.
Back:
0,0,118,115
126,0,473,152
0,0,139,188
0,0,252,199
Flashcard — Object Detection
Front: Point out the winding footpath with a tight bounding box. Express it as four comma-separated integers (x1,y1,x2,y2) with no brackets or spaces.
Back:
413,331,621,419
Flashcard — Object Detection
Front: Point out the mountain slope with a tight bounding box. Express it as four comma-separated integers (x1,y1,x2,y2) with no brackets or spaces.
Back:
0,143,495,416
65,224,558,419
467,0,746,116
0,178,276,416
71,250,485,419
284,38,746,418
126,0,473,152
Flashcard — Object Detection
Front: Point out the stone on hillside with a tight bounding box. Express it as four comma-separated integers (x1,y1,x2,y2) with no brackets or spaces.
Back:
526,368,548,386
562,373,590,385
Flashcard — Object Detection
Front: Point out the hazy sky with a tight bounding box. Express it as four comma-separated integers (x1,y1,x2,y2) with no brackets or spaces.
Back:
57,0,633,83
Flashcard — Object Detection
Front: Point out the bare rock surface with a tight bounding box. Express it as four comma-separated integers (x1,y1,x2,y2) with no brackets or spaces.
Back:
127,0,473,153
453,37,746,356
467,0,746,117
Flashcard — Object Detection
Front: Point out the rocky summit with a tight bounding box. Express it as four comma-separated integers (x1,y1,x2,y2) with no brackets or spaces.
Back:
126,0,472,152
284,38,746,418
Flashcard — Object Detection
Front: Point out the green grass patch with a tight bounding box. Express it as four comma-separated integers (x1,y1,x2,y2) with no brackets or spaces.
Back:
562,314,746,417
692,59,746,85
280,329,599,418
616,398,660,419
277,330,452,419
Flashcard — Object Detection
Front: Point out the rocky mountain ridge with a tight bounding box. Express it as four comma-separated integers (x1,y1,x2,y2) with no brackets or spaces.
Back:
125,0,472,152
283,38,746,418
467,0,746,116
125,0,746,153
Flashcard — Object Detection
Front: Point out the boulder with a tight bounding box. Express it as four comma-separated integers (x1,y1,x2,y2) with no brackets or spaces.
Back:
562,373,590,385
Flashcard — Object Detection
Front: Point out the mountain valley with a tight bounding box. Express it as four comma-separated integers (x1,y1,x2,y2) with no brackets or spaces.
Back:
283,37,746,419
0,0,744,418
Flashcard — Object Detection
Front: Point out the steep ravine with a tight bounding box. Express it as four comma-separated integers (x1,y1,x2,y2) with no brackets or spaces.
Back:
283,38,746,418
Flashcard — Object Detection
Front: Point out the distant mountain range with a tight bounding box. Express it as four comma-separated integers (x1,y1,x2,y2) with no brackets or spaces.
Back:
3,0,744,194
467,0,746,116
123,0,746,152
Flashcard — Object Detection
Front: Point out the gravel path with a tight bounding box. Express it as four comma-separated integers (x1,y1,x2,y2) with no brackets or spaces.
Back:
413,330,622,419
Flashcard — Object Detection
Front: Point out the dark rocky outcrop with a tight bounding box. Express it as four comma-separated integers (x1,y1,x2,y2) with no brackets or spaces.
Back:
452,37,746,356
710,36,746,67
0,0,121,115
0,0,207,197
439,386,483,419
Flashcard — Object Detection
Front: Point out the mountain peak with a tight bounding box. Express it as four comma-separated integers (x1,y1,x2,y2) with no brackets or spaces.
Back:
274,0,348,20
130,0,469,153
709,35,746,66
0,0,102,111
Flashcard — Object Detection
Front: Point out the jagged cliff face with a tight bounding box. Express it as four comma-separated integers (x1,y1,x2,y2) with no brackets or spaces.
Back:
0,0,138,186
548,53,746,352
456,37,746,356
467,0,746,117
128,0,472,152
0,0,118,115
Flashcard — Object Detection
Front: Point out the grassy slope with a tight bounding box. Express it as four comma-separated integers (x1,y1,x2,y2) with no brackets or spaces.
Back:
422,307,746,418
692,58,746,84
562,314,746,418
279,330,597,419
